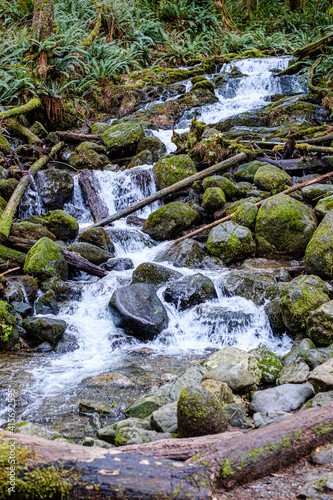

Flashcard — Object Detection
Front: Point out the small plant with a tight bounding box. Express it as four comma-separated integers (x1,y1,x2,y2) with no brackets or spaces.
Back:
0,323,13,342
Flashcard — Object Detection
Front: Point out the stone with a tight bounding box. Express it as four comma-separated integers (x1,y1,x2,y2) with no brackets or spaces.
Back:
277,360,310,385
40,277,80,303
82,437,114,448
132,262,182,287
254,164,292,194
202,363,257,393
307,300,333,347
28,210,79,241
36,169,74,210
264,297,287,336
154,239,206,268
97,418,149,443
224,402,249,429
249,384,315,414
177,385,228,438
11,301,32,318
68,242,112,265
69,141,107,170
314,194,333,218
23,317,67,347
312,444,333,465
102,258,134,271
91,122,111,134
136,136,166,162
207,221,256,265
204,346,262,384
300,346,333,369
124,395,166,419
79,400,114,415
77,227,115,253
164,273,217,311
255,194,317,258
200,380,234,404
221,271,278,306
282,338,316,366
0,301,20,351
10,221,56,242
253,411,291,428
297,471,333,499
150,402,178,434
234,160,264,182
127,150,153,168
142,202,198,241
231,202,258,231
153,154,196,190
55,332,79,353
24,237,68,280
240,258,291,282
35,290,59,315
109,283,168,341
279,275,330,333
16,422,62,440
302,183,333,203
101,122,145,159
0,179,19,201
201,187,226,213
304,210,333,279
308,358,333,391
0,135,11,155
301,391,333,411
85,372,134,388
202,175,238,199
249,347,283,384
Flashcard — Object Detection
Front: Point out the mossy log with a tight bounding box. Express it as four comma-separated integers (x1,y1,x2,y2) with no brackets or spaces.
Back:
0,142,64,244
89,153,247,228
56,131,101,143
0,98,42,121
294,33,333,59
78,170,109,223
6,120,42,146
80,0,102,48
0,244,26,269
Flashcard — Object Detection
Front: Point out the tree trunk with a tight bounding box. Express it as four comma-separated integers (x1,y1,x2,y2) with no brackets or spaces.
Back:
32,0,56,40
62,250,108,278
78,170,109,223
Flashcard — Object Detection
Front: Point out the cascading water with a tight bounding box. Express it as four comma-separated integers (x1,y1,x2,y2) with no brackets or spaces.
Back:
2,56,298,430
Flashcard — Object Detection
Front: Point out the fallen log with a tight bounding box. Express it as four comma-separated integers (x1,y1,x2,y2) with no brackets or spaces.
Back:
62,249,108,278
0,97,41,121
256,156,326,172
0,244,26,269
56,131,101,143
89,153,247,228
79,170,109,223
171,169,333,244
0,142,64,244
293,33,333,59
6,119,42,145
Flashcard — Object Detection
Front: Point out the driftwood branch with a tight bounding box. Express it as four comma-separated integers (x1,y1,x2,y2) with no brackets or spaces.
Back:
62,249,108,278
0,142,64,244
89,153,247,228
56,131,101,143
79,170,109,223
0,97,41,121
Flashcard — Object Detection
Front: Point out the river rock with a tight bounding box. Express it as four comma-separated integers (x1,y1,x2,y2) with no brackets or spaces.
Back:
234,160,264,182
276,360,310,385
301,183,333,203
255,194,317,258
142,202,198,241
77,227,115,253
83,437,114,448
0,301,20,351
11,301,32,318
35,290,59,315
207,221,256,264
154,239,206,268
163,273,217,311
97,418,149,444
307,300,333,347
16,422,62,440
109,283,168,341
177,385,228,438
202,363,257,393
224,402,250,429
132,262,182,287
312,444,333,465
305,210,333,279
308,358,333,391
202,175,238,199
102,258,134,271
314,194,333,218
28,210,79,241
114,428,172,446
240,258,291,282
254,164,292,194
101,122,145,159
23,317,67,347
220,270,278,306
201,187,226,213
249,346,283,384
153,154,196,190
300,346,333,369
55,332,79,353
0,178,18,201
204,346,262,384
301,391,333,411
282,338,316,366
79,400,114,415
69,141,107,170
36,169,74,210
200,380,234,404
278,275,330,333
231,202,258,230
127,150,153,168
85,372,134,388
91,122,111,134
40,277,80,303
136,136,166,162
10,221,56,242
249,384,315,414
150,402,178,433
68,242,112,265
24,237,68,280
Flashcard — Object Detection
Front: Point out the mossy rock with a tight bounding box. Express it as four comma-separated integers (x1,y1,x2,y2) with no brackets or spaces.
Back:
24,237,68,280
153,154,196,191
307,300,333,347
36,169,74,210
202,175,238,199
155,238,206,268
304,210,333,279
255,194,317,258
28,210,79,241
35,289,59,315
207,221,256,265
314,194,333,218
136,136,166,162
0,178,19,201
277,360,309,385
279,275,330,333
77,227,115,254
282,338,316,366
68,242,112,265
234,160,266,182
69,141,107,170
23,317,67,347
231,202,258,231
101,122,145,159
127,150,153,168
177,385,228,438
204,346,262,384
91,122,111,135
264,297,286,335
202,187,226,213
0,301,20,351
10,222,56,242
301,183,333,204
254,165,292,194
249,346,283,384
192,78,215,93
132,262,182,287
221,270,278,306
0,135,11,155
0,197,7,210
142,202,199,241
164,273,217,311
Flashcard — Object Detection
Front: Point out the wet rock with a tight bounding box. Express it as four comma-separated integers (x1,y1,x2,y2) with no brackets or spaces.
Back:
253,411,291,428
202,187,226,213
250,384,315,414
36,169,74,210
102,258,134,271
34,342,53,353
127,150,153,168
231,202,258,231
132,262,182,287
40,277,80,303
254,164,292,194
11,301,32,318
24,237,68,280
137,136,166,162
312,444,333,465
91,122,111,134
109,283,168,341
202,363,257,393
54,332,79,353
68,242,112,265
314,194,333,218
301,183,333,204
221,270,278,306
199,256,224,269
77,227,115,253
308,358,333,391
301,390,333,411
8,276,38,304
277,360,309,385
79,400,114,415
69,141,107,170
0,301,20,351
142,202,198,241
10,221,56,242
255,194,317,258
224,402,249,429
89,412,101,429
282,338,316,366
35,290,59,315
307,300,333,347
125,395,167,419
101,122,145,159
164,273,217,311
305,210,333,279
240,258,291,282
202,175,238,199
153,154,196,190
85,372,134,388
154,238,206,268
192,77,215,92
200,379,234,404
204,346,262,384
207,221,256,264
249,347,283,384
300,346,333,369
28,210,79,241
177,385,228,438
264,297,286,335
0,178,19,201
23,317,67,347
234,160,265,182
279,275,330,333
150,402,178,434
16,422,62,440
97,418,149,443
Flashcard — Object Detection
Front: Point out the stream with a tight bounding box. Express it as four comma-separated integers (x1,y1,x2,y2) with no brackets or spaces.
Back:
0,56,305,438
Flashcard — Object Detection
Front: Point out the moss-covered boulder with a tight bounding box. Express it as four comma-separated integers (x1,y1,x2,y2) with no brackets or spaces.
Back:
231,202,258,231
307,301,333,347
255,194,317,258
77,227,115,254
202,175,238,199
0,301,20,351
10,222,56,242
201,187,226,213
91,122,111,135
0,179,19,201
127,150,153,168
234,160,265,182
249,346,283,384
132,262,182,287
153,154,196,190
155,238,206,268
142,202,199,241
28,210,79,241
314,195,333,219
36,169,74,210
279,275,330,333
136,136,166,162
101,122,144,159
0,135,11,155
68,242,112,265
221,270,278,306
254,165,292,194
192,78,215,93
277,360,310,385
177,385,228,438
24,237,68,280
304,210,333,279
23,317,67,347
164,273,217,311
35,290,59,315
301,183,333,204
69,141,107,170
207,221,256,264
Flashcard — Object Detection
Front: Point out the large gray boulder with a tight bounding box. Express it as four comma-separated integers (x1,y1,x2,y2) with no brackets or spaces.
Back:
163,273,217,311
154,239,206,268
221,270,278,306
109,283,168,341
276,360,309,385
305,210,333,279
204,346,262,384
207,221,256,264
308,358,333,391
249,384,315,414
202,363,257,393
36,169,74,210
132,262,182,287
307,300,333,347
150,402,178,434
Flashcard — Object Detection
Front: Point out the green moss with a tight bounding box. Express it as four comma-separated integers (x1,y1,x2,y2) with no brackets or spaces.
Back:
0,136,11,155
312,422,333,436
221,458,234,478
24,237,68,280
153,154,196,190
